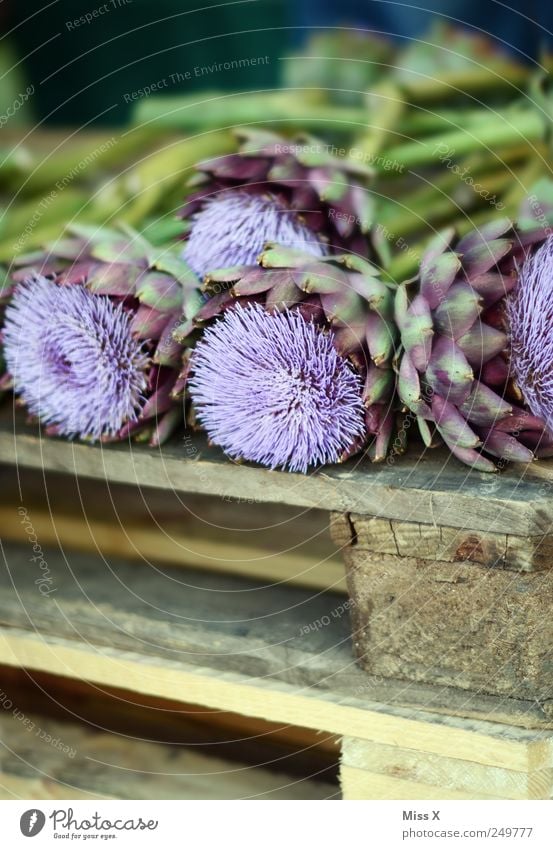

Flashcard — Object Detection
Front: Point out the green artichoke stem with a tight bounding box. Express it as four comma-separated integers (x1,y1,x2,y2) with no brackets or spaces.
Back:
8,127,163,197
132,89,370,130
379,109,545,171
495,159,549,216
380,162,521,239
397,108,499,137
355,81,406,159
396,62,541,103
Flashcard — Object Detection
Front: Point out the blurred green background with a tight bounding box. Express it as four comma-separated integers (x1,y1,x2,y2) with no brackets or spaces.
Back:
2,0,288,126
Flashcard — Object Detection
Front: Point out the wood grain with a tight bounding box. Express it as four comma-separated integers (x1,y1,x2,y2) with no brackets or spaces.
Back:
1,541,553,729
2,542,553,760
0,464,347,592
341,737,553,800
340,766,503,800
331,513,553,572
0,712,333,800
344,548,553,700
4,628,553,774
1,409,552,535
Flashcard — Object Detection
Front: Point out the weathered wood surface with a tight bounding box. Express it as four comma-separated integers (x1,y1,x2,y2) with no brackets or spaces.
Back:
2,542,553,732
344,548,553,700
331,513,553,572
5,628,553,780
0,663,340,780
0,712,333,800
340,736,553,800
1,410,553,535
0,465,346,593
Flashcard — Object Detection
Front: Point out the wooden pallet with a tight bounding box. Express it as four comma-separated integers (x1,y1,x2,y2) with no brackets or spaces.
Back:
2,409,553,798
2,540,553,799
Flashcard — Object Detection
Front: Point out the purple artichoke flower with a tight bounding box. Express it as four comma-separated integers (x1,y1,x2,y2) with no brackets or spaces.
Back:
507,235,553,433
3,276,149,440
183,190,326,279
188,303,365,472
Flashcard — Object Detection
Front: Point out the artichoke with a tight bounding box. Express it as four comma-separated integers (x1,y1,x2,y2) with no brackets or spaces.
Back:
395,219,553,471
179,127,375,279
173,244,398,470
1,226,199,444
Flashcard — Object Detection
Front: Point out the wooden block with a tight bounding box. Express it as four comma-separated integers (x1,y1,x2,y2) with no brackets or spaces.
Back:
331,513,553,572
344,548,553,700
340,737,553,800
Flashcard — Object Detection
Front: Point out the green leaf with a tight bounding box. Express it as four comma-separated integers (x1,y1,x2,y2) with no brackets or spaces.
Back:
91,239,148,265
136,271,183,311
152,252,198,288
260,244,317,268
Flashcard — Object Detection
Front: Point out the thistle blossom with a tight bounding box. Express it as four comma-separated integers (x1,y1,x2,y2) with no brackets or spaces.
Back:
3,276,149,440
183,191,326,279
507,235,553,434
188,303,365,472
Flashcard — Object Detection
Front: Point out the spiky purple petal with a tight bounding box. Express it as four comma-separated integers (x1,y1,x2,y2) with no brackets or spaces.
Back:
183,190,326,279
188,303,365,472
507,236,553,433
3,276,149,440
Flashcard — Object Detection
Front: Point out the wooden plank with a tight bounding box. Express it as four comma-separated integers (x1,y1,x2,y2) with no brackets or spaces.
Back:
344,548,553,700
340,766,503,800
1,410,552,535
1,541,552,729
0,663,340,781
341,737,553,800
331,513,553,572
0,505,347,593
0,542,355,689
0,774,109,801
0,463,346,593
0,712,333,800
2,628,553,774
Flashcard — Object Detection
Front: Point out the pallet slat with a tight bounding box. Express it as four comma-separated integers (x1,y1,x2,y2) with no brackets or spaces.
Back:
340,737,553,800
1,410,552,535
1,541,552,730
0,713,333,800
331,514,553,572
3,541,553,794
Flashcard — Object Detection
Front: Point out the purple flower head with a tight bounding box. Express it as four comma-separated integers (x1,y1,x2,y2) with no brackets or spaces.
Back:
507,235,553,433
183,190,327,279
3,276,149,440
189,303,365,472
